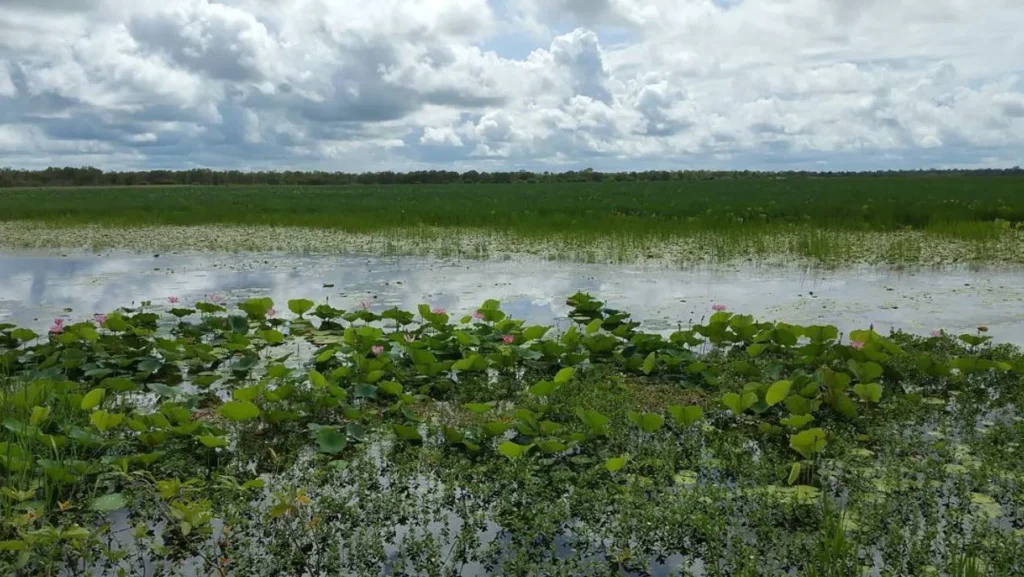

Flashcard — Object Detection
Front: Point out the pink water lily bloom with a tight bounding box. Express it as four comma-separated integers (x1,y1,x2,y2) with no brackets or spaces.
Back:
267,308,277,318
360,301,371,311
432,307,447,315
94,314,108,326
502,335,515,345
208,294,223,303
49,318,65,334
850,340,865,349
167,296,179,304
473,311,485,320
371,345,385,356
712,304,727,312
931,329,943,337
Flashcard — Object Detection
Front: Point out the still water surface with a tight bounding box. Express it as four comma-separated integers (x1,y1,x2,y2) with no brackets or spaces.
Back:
2,250,1023,344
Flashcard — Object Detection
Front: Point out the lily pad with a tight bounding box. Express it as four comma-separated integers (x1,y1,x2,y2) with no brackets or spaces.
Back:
969,493,1002,519
90,493,126,513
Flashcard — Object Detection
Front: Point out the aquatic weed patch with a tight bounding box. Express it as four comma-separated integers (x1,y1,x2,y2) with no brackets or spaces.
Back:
0,294,1022,575
3,222,1023,268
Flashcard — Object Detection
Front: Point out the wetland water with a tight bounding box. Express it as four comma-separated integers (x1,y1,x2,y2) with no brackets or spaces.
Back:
2,249,1023,576
2,250,1024,344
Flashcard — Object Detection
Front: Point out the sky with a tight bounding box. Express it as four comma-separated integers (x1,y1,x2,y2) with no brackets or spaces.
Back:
0,0,1022,172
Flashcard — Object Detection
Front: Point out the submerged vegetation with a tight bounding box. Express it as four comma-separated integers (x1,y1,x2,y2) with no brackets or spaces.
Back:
1,293,1022,575
4,221,1024,267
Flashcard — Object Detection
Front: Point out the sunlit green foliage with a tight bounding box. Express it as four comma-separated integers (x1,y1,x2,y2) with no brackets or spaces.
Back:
0,293,1022,575
1,177,1022,239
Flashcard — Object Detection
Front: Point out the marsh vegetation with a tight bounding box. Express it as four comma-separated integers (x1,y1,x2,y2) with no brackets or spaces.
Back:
2,176,1024,267
1,294,1021,575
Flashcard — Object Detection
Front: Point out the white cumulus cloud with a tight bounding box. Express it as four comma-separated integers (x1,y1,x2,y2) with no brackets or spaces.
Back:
0,0,1020,170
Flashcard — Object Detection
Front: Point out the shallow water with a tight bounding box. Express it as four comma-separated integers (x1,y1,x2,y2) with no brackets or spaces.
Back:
2,250,1024,345
7,249,1020,576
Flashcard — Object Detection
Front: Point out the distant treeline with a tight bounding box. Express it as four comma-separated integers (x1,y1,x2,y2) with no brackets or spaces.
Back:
2,166,1023,187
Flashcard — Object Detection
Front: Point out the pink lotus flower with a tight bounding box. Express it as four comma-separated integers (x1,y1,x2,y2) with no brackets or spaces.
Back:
502,335,515,345
208,294,223,303
167,296,179,304
360,301,371,311
850,340,865,349
49,318,65,335
371,345,384,356
931,329,943,337
432,307,446,315
94,314,107,326
267,308,277,318
712,304,727,312
473,311,484,320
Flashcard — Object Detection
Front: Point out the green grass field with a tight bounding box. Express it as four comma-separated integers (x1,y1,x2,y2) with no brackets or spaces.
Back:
2,176,1023,265
1,176,1022,238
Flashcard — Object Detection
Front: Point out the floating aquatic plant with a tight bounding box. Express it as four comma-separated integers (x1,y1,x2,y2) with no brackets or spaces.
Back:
0,293,1021,575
